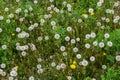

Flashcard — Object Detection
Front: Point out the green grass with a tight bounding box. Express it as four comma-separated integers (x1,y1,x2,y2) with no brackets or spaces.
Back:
0,0,120,80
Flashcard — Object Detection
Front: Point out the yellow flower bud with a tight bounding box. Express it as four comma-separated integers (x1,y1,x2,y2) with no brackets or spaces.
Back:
12,33,15,36
90,12,95,15
82,14,85,16
73,60,76,65
103,53,107,56
15,66,18,69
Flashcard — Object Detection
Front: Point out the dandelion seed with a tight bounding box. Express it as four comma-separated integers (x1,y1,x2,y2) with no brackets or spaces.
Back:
85,43,91,49
16,0,20,2
60,63,66,69
10,71,18,77
97,2,102,7
0,63,6,68
101,17,106,21
102,65,107,70
62,52,67,56
90,56,95,62
73,47,78,52
60,46,66,51
54,34,60,39
99,0,104,3
88,8,94,13
107,41,113,47
0,69,3,74
104,33,110,38
47,6,52,11
105,18,110,23
5,7,9,12
85,34,91,39
78,19,82,23
67,4,72,8
116,55,120,61
51,62,56,67
44,36,49,40
44,14,49,19
2,45,7,50
20,46,26,51
38,36,43,41
24,9,28,13
34,0,38,4
110,10,114,14
92,78,96,80
12,67,18,72
82,14,88,18
49,0,54,2
0,16,4,20
37,64,42,69
8,77,14,80
29,76,34,80
19,17,24,22
28,43,36,51
0,28,2,33
114,2,119,7
63,1,67,6
68,7,72,11
82,60,88,66
90,32,96,38
21,51,27,57
56,65,61,70
1,72,6,76
6,19,11,23
18,33,26,38
93,41,98,46
66,76,72,80
38,58,42,62
113,19,118,23
76,37,80,41
15,8,21,14
37,68,43,74
29,7,33,11
67,26,72,32
76,54,81,59
97,22,102,27
65,36,70,41
99,42,105,48
71,39,76,44
8,13,14,18
106,9,111,14
16,27,21,32
51,21,56,26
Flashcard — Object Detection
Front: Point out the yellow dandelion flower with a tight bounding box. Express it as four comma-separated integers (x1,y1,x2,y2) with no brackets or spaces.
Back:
90,12,95,15
73,60,76,65
70,64,76,69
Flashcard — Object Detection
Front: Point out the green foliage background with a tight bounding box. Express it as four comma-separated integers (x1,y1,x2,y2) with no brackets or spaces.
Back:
0,0,120,80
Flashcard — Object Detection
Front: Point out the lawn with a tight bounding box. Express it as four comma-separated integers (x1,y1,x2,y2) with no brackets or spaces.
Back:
0,0,120,80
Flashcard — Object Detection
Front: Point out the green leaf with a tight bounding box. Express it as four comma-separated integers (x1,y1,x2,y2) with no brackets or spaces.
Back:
107,55,115,63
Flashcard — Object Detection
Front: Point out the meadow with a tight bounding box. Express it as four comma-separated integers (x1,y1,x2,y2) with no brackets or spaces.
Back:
0,0,120,80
